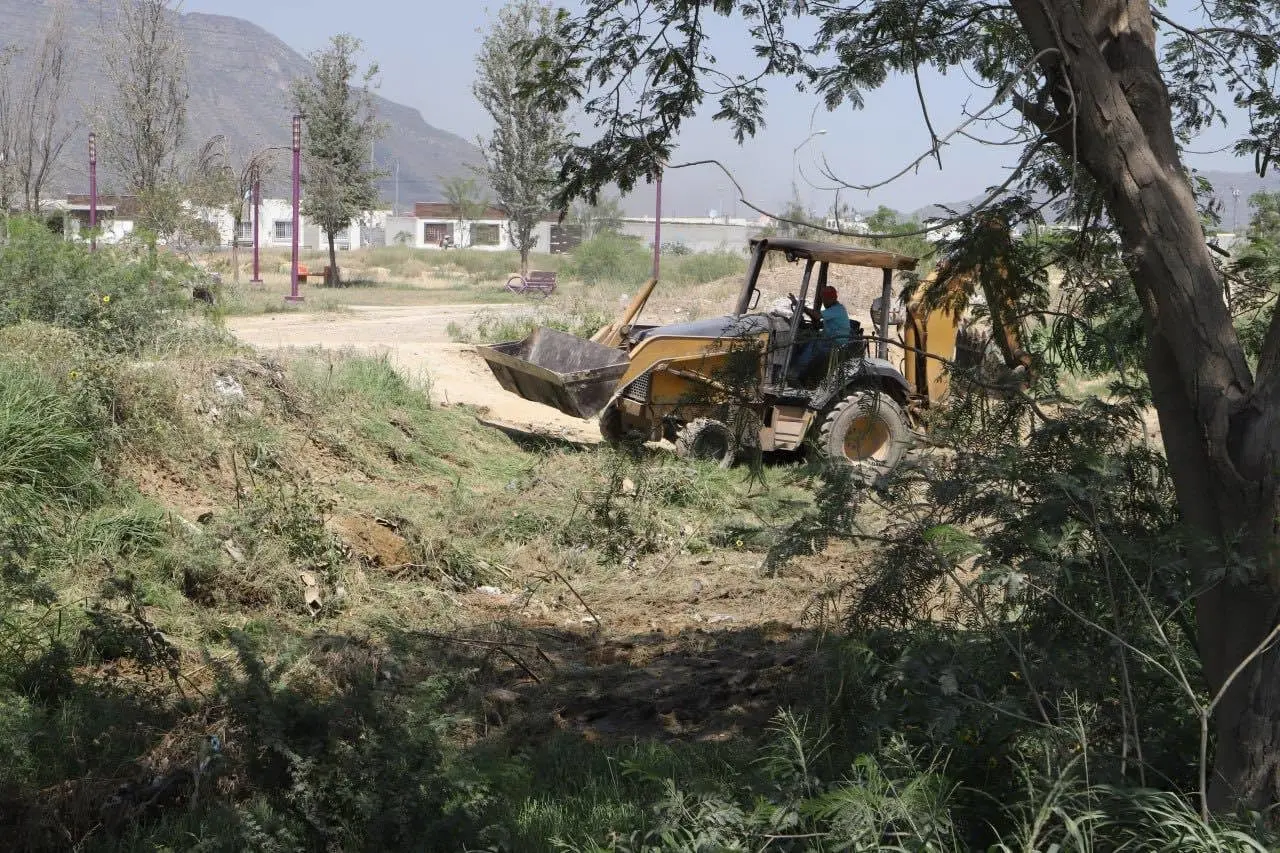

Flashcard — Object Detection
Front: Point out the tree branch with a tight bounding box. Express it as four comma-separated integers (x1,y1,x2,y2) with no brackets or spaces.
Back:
812,50,1058,194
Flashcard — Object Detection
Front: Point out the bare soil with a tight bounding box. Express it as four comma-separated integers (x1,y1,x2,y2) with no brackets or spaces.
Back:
223,301,865,747
227,305,602,442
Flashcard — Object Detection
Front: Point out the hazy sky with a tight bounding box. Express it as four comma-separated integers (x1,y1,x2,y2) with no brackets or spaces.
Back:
182,0,1257,217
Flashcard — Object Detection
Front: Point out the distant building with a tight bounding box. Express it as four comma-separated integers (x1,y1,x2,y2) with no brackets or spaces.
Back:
216,199,368,251
824,215,869,234
63,195,140,244
58,194,378,251
386,203,569,252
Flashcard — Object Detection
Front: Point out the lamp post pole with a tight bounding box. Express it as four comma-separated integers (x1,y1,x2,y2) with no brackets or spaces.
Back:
250,171,263,284
88,132,97,252
286,115,304,304
652,168,663,281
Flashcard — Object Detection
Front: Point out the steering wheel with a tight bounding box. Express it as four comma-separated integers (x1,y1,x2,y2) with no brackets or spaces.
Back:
788,293,817,328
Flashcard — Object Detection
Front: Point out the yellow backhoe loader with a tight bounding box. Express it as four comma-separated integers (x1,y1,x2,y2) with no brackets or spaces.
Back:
479,236,984,478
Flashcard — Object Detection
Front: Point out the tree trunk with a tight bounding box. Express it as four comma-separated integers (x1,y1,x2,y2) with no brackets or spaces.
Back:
327,231,339,286
1009,0,1280,812
517,219,531,277
231,217,241,284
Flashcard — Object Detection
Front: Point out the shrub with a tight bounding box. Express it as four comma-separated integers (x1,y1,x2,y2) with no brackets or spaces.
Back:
562,233,651,285
0,217,193,353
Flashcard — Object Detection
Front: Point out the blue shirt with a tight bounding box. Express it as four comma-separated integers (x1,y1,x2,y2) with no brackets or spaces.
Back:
820,302,851,344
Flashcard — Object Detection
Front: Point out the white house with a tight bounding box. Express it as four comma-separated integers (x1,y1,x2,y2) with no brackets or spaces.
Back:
62,195,138,244
387,202,560,252
229,198,365,252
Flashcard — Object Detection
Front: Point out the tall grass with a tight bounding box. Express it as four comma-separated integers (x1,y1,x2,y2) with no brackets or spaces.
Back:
0,360,100,513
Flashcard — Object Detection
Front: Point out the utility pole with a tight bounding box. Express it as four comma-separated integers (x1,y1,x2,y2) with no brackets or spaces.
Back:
88,132,97,252
1232,186,1242,234
286,115,304,304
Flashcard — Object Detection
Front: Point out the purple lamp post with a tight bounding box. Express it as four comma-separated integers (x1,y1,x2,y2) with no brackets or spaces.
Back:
88,132,97,252
250,170,263,285
285,115,304,304
652,168,663,280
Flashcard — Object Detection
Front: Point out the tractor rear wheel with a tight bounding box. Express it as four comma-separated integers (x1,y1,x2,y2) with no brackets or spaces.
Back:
818,391,910,480
675,418,736,468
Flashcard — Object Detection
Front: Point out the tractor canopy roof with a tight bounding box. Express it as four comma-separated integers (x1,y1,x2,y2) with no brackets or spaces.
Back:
749,237,918,271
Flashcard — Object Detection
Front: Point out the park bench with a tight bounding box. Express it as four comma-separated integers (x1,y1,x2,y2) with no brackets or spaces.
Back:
505,270,557,297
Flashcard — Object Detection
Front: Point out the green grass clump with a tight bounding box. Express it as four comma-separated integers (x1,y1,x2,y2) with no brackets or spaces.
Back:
561,233,650,286
0,359,100,511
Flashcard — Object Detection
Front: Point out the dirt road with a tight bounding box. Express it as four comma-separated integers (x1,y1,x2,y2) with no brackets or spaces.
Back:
227,305,602,442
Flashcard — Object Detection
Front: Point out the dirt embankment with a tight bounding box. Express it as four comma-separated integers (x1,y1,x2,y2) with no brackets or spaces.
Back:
228,305,601,442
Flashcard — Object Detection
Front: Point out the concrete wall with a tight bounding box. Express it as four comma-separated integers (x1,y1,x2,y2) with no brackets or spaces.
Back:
385,216,422,247
619,218,761,254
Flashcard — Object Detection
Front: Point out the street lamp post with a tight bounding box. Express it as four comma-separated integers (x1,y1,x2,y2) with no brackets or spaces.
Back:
285,115,304,304
1232,186,1242,235
653,167,663,281
250,170,263,284
88,132,97,252
791,129,828,205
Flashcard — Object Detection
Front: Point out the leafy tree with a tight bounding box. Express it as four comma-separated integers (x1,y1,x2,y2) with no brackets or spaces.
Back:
531,0,1280,814
474,0,567,275
1246,191,1280,248
0,47,16,214
99,0,225,249
102,0,188,227
1231,192,1280,351
439,174,490,247
767,200,822,238
863,206,905,235
292,34,386,285
12,5,77,215
861,205,933,261
569,193,624,239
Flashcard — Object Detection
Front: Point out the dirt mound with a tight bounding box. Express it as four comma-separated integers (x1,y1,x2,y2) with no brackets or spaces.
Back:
330,515,413,567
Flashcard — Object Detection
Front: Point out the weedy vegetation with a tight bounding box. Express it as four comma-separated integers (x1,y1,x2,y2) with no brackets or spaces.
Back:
0,197,1275,853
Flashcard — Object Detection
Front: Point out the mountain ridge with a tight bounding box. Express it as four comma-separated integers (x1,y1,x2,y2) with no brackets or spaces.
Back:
911,168,1280,228
0,0,481,207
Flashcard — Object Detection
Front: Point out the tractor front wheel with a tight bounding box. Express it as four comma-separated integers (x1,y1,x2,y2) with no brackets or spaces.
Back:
599,403,646,447
818,391,910,481
675,418,736,469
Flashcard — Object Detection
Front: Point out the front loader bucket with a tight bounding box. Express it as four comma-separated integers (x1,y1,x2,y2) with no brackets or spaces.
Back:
477,327,630,419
